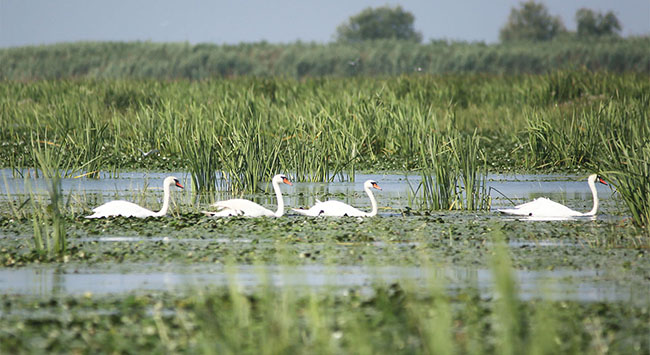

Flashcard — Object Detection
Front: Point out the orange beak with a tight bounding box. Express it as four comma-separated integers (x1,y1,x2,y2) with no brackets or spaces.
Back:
283,177,293,186
175,181,184,189
372,182,382,190
598,177,607,185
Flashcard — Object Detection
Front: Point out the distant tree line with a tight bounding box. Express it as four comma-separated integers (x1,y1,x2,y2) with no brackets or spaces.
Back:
335,6,422,43
332,3,625,43
500,1,622,42
0,3,646,80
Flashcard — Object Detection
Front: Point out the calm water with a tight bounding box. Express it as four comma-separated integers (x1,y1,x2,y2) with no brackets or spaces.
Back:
0,169,617,216
0,169,628,301
0,263,642,304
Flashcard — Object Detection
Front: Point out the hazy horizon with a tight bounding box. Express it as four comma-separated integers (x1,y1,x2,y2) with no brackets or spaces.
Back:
1,0,648,48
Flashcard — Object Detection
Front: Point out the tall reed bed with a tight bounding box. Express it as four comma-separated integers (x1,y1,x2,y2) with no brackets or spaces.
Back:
2,38,649,80
1,73,648,195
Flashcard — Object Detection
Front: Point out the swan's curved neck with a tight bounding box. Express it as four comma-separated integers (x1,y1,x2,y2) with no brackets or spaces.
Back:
583,178,599,216
364,186,378,217
273,180,285,217
154,181,172,217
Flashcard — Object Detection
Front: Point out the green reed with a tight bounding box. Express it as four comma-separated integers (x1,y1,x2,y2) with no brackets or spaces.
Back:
176,104,222,195
29,138,67,256
490,226,521,355
419,133,457,210
215,115,283,194
2,38,649,80
523,105,607,170
519,89,650,228
591,97,650,229
418,132,489,210
1,73,648,198
451,131,490,210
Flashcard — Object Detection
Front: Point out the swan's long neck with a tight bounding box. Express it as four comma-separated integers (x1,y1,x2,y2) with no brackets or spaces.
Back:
583,178,599,216
154,181,172,217
365,186,378,217
273,180,285,217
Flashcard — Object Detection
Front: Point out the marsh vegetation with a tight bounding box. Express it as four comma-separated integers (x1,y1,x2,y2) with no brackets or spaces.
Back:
0,70,648,353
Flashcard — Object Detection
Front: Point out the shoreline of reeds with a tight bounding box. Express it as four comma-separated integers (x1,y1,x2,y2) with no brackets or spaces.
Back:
1,37,649,80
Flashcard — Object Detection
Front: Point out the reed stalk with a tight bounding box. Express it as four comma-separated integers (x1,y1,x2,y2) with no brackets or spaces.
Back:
418,132,489,211
592,97,650,229
29,136,67,256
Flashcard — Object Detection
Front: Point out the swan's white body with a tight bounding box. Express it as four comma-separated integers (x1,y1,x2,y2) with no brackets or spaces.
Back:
292,180,382,217
203,174,292,217
86,176,184,218
498,174,606,217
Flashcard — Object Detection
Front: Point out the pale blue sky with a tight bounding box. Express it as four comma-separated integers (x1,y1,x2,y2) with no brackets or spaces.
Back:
1,0,648,48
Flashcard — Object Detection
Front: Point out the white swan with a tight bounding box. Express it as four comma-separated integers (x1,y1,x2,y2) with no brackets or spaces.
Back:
202,174,292,217
498,174,607,217
86,176,184,218
292,180,382,217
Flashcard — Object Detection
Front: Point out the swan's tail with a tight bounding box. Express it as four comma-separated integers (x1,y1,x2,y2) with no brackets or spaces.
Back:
497,208,531,216
202,209,243,217
291,208,318,216
291,208,309,216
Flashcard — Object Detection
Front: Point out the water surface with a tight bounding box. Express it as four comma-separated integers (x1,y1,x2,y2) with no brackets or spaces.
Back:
0,263,642,304
0,169,618,217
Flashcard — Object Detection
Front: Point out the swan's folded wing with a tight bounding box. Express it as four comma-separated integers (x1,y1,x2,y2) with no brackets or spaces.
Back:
291,208,319,216
498,197,580,217
209,199,274,217
86,200,155,218
308,200,366,217
202,209,243,217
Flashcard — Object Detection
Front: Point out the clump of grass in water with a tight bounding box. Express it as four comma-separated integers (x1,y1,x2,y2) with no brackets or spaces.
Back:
417,132,489,210
451,131,490,210
419,133,456,210
29,137,67,256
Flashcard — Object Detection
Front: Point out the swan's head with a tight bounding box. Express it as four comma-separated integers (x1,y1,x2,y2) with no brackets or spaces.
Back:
364,180,382,191
164,176,184,189
273,174,293,186
588,174,607,186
